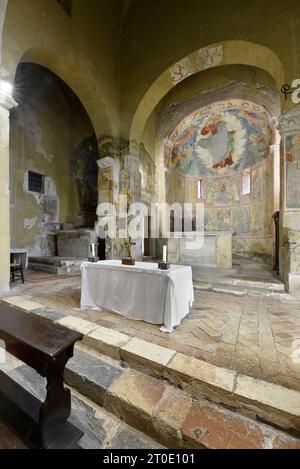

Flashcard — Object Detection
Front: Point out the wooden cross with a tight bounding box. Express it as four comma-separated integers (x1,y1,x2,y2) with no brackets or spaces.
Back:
124,236,136,258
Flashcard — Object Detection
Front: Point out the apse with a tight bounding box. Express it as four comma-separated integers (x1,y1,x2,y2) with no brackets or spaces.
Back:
162,98,277,261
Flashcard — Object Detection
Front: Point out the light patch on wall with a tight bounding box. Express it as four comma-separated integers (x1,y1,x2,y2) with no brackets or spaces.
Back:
170,44,223,85
170,57,195,84
24,218,37,230
44,177,58,198
18,103,55,163
242,171,251,195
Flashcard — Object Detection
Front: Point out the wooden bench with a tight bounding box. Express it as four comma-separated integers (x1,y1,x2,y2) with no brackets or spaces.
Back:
0,302,83,448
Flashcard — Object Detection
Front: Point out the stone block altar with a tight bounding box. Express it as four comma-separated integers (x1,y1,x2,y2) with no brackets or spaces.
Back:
56,229,96,258
167,231,232,269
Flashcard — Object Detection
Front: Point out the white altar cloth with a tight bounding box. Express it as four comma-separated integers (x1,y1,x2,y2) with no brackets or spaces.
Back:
80,260,194,332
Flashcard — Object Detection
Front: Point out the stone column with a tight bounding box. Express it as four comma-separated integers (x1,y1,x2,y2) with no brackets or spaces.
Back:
278,106,300,295
123,154,142,260
0,70,17,292
0,1,8,64
97,156,120,259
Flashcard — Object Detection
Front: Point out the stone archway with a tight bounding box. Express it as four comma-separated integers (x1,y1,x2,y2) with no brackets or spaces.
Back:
19,47,115,138
0,0,16,291
0,0,8,68
9,62,101,261
129,40,285,153
0,0,116,291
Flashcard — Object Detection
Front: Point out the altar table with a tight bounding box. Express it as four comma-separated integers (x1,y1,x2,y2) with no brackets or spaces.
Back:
80,260,194,332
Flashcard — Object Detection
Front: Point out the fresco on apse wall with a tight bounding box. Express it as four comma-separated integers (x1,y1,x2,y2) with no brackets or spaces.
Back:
139,144,156,195
285,134,300,209
164,100,273,177
206,176,240,205
232,206,250,235
251,160,273,202
204,208,232,232
70,135,99,226
166,172,186,205
186,179,199,203
166,155,274,238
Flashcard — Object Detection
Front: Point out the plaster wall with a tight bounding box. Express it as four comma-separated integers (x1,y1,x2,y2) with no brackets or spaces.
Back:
2,0,119,135
120,0,299,137
9,64,98,256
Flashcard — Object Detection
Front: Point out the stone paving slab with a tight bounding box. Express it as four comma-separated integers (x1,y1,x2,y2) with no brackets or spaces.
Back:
234,374,300,431
164,353,236,395
0,351,22,374
2,296,43,312
120,338,176,375
65,348,123,406
107,426,163,449
32,307,66,321
86,326,130,360
181,400,300,449
57,316,100,336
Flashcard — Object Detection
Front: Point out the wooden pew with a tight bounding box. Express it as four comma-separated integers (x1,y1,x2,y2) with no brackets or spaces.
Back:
0,302,83,448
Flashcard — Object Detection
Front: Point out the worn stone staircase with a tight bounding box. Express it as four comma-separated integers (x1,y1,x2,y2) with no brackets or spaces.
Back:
1,356,163,449
1,297,300,449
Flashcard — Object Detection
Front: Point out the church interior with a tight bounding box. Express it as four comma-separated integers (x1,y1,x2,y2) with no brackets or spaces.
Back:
0,0,300,450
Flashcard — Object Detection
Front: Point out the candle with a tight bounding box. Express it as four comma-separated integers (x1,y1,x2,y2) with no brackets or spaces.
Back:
91,243,95,258
163,245,167,263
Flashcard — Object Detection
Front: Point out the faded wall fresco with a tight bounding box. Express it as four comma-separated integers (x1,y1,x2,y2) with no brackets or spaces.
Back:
285,134,300,209
164,99,275,260
97,135,156,204
70,135,99,227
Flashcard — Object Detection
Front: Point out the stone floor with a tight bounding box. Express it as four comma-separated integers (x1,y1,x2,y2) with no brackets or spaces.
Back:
192,255,284,287
6,269,300,393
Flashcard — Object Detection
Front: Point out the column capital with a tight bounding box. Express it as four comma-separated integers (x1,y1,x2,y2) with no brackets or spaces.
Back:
278,105,300,136
97,156,119,170
0,90,17,110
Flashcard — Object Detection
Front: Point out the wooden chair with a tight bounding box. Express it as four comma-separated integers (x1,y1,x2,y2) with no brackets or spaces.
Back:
10,262,24,284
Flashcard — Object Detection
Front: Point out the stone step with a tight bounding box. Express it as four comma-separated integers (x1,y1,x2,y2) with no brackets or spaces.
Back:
194,279,286,297
28,258,83,275
28,262,64,274
0,355,163,449
29,256,65,266
2,298,300,448
29,256,86,267
55,315,300,438
63,345,300,449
